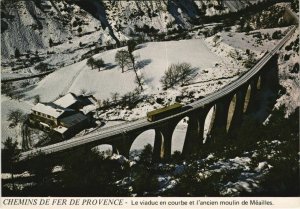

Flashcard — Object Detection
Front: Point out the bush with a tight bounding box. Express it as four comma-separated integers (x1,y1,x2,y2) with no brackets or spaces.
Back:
21,81,30,88
139,144,153,165
1,82,15,96
244,54,257,69
284,54,290,61
272,30,282,39
2,137,20,175
87,57,104,71
34,95,40,104
35,62,49,72
290,63,299,74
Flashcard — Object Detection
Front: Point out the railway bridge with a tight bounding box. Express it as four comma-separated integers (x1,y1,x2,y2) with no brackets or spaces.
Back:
89,53,280,161
18,25,297,162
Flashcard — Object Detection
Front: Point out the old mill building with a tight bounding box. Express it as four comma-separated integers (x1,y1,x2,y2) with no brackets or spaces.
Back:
29,93,98,138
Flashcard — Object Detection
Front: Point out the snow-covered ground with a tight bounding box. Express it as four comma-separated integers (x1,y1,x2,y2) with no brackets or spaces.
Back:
1,0,268,81
157,151,270,196
24,39,223,102
2,1,299,197
2,24,294,149
1,95,33,146
275,28,300,116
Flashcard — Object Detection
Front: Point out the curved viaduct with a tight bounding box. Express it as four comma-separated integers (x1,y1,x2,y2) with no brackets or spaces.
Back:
19,25,297,162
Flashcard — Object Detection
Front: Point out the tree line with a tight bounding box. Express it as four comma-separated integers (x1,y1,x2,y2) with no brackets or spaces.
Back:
86,57,105,71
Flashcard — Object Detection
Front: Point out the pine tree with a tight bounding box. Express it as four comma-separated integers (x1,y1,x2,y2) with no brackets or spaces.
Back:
2,137,20,190
15,48,21,58
49,38,53,47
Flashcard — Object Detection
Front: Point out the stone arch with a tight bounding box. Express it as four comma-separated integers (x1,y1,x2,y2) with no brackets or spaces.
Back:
256,76,262,90
152,120,181,161
152,129,165,161
171,116,189,154
226,94,237,132
203,105,216,143
243,84,252,113
129,129,155,160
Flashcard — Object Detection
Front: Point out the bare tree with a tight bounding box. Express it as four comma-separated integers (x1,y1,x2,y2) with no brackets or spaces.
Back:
126,55,143,91
7,109,24,128
160,63,197,89
134,69,143,91
134,73,145,89
123,92,137,108
115,50,130,73
121,94,129,106
102,99,110,107
111,92,120,103
94,58,105,71
127,40,143,91
95,99,102,117
160,64,178,89
176,63,197,86
127,39,137,55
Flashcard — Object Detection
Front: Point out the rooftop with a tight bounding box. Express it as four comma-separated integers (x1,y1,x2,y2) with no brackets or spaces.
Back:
53,93,78,108
60,112,88,128
80,104,97,115
53,126,68,134
32,103,74,118
77,95,98,106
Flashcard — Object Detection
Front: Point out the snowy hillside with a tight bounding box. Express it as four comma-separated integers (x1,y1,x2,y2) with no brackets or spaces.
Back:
24,39,223,102
276,28,300,116
2,0,299,198
1,0,102,59
1,0,267,61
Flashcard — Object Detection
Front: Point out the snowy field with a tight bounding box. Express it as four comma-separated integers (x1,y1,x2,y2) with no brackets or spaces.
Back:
2,25,291,147
24,39,222,102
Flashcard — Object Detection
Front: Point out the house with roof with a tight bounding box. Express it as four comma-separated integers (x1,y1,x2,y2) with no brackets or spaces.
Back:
53,92,79,109
54,92,98,118
29,93,98,138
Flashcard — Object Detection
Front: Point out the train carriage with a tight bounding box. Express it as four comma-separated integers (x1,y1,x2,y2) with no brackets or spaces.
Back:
147,103,183,122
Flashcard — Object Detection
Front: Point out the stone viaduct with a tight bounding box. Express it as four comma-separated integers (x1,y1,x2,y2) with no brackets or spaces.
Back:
18,18,297,162
93,54,280,162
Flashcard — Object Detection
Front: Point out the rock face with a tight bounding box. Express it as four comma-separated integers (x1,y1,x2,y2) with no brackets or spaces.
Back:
1,0,263,60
